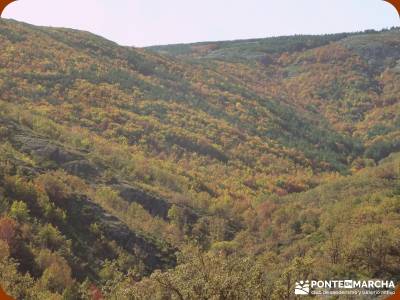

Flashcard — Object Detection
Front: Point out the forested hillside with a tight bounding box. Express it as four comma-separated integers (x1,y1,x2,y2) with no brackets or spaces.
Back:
0,19,399,299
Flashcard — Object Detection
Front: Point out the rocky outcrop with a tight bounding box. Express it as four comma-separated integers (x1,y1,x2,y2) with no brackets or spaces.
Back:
115,184,171,219
114,184,200,228
12,134,99,178
62,160,98,177
65,195,176,272
14,135,82,163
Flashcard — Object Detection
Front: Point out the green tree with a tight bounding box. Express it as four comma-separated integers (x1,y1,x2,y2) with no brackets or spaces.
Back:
10,201,30,222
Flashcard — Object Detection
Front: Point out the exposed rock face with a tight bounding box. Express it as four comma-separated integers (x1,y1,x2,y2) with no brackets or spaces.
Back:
14,135,82,164
114,184,201,229
11,134,99,178
115,184,171,219
64,195,176,272
62,160,98,177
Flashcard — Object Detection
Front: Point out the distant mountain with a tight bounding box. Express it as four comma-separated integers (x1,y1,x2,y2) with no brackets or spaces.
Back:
0,19,399,299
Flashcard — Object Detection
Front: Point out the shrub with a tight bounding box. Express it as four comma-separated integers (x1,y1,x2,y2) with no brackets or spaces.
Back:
0,217,17,245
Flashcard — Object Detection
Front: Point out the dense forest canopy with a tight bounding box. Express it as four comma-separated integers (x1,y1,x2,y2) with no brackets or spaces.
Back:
0,19,399,299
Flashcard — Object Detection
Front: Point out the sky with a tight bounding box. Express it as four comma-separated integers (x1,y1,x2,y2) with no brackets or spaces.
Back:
3,0,399,47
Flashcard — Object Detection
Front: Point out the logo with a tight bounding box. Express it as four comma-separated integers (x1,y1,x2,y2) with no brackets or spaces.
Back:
295,279,396,297
295,281,310,295
0,0,16,18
